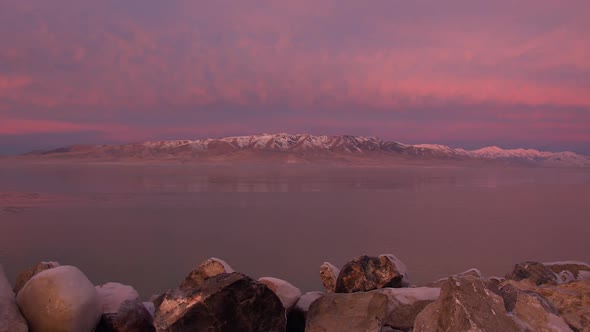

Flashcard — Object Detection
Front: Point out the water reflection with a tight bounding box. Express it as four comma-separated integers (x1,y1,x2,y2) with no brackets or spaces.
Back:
0,162,589,298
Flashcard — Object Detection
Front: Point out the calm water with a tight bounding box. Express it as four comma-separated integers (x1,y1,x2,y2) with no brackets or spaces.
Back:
1,161,589,298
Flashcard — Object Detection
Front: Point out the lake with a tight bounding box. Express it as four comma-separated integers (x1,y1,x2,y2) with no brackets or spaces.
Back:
1,161,589,298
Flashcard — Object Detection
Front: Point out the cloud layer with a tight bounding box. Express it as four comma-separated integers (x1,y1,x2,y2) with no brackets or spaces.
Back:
1,0,589,153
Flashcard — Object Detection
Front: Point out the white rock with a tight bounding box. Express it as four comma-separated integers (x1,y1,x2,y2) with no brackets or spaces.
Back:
0,265,28,332
16,266,101,332
294,291,324,312
95,282,140,314
258,277,302,310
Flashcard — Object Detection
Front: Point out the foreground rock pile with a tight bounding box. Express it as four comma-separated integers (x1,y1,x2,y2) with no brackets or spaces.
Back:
1,256,589,332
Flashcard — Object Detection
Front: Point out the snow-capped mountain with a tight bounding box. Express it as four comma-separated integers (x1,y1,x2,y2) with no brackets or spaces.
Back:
24,133,590,166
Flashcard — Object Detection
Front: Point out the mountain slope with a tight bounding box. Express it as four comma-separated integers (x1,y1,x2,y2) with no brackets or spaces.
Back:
22,133,590,166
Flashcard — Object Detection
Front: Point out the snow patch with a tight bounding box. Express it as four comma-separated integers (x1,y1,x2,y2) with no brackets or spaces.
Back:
258,277,302,310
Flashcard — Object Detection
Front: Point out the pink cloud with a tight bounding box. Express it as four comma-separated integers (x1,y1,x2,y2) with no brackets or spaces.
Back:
0,0,589,152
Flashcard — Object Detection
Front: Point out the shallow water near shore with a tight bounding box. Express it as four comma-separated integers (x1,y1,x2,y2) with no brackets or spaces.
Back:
1,161,589,298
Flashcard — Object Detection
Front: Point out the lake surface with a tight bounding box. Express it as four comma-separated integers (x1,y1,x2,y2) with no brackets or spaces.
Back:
1,161,589,298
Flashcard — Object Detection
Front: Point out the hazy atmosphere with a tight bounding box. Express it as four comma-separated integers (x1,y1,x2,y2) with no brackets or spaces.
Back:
1,2,590,332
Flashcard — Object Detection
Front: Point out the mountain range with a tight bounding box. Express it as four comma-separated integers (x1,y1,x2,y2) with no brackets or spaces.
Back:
21,133,590,166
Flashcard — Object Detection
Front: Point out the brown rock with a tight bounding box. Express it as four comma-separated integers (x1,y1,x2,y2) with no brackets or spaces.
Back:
305,292,389,332
544,261,590,281
319,262,340,293
506,261,558,286
499,284,572,332
502,279,590,332
13,261,59,294
424,268,482,288
413,275,521,332
154,272,286,332
179,257,233,290
335,254,407,293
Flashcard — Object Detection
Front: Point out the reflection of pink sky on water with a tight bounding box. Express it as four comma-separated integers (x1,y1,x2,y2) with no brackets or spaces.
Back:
1,163,589,297
0,192,80,208
0,192,137,211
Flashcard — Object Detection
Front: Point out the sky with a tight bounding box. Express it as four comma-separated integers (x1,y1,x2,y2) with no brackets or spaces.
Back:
1,0,589,154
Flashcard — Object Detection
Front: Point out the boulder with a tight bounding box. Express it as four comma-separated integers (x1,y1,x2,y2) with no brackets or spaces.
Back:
16,265,101,332
96,282,140,314
413,275,521,332
335,254,407,293
154,272,286,331
13,261,60,294
179,257,234,290
375,287,440,330
259,277,302,310
485,276,506,294
499,283,572,332
96,299,155,332
286,291,324,332
0,265,28,332
320,262,340,293
306,291,389,332
506,261,558,286
424,268,482,288
502,279,590,332
557,270,577,284
544,261,590,282
143,302,155,317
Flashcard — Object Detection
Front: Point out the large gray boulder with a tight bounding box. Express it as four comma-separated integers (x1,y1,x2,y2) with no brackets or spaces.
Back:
96,282,140,314
413,275,521,332
16,265,101,332
335,254,408,293
506,261,558,286
179,257,233,290
154,272,286,332
0,265,28,332
375,287,440,330
305,291,389,332
13,261,60,294
320,262,340,293
96,299,155,332
259,277,302,311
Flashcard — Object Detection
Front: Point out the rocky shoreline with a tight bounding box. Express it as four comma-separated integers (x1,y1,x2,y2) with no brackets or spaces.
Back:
1,255,589,332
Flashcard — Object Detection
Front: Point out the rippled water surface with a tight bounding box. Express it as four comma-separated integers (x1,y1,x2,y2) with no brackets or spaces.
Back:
1,161,589,297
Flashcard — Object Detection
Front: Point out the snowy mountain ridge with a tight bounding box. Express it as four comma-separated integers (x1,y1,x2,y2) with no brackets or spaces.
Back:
27,133,590,166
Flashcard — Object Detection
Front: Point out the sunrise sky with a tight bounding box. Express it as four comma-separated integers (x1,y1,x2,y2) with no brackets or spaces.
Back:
1,0,589,154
